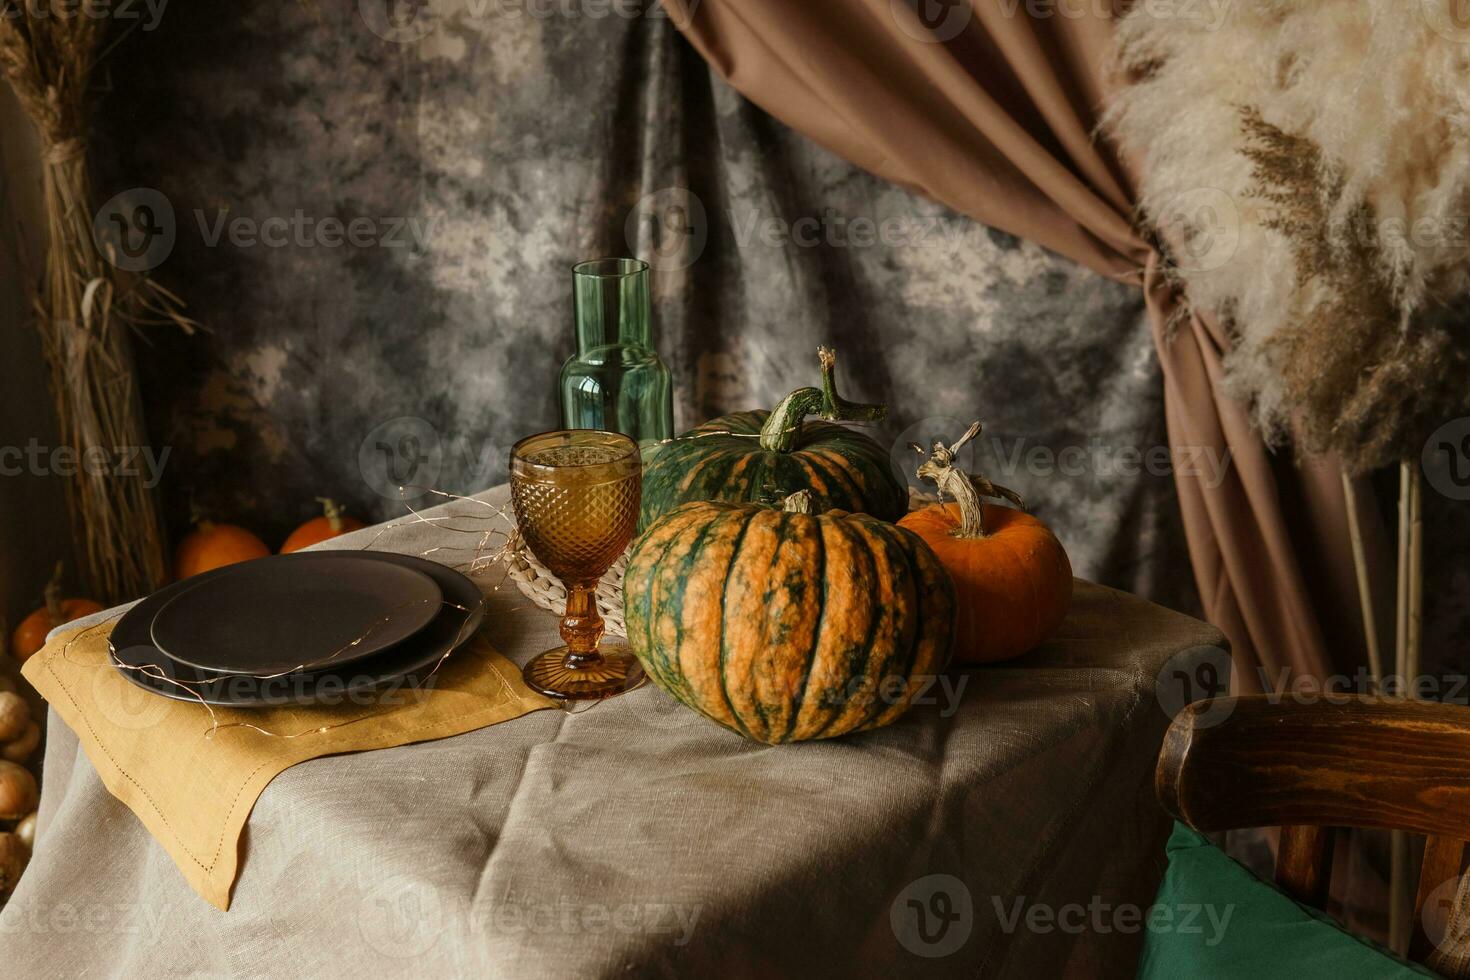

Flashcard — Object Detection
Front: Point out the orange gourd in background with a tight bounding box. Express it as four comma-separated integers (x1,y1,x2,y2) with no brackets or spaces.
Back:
280,498,366,553
899,423,1072,664
11,564,103,663
174,520,270,579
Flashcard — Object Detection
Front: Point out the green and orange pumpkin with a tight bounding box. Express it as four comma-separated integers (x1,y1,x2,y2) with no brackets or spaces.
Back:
624,493,956,744
638,347,906,530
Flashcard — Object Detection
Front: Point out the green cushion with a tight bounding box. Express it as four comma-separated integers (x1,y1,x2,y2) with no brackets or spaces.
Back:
1137,822,1438,979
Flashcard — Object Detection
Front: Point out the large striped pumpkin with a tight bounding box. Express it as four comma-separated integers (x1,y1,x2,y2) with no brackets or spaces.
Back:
624,496,956,744
638,347,906,530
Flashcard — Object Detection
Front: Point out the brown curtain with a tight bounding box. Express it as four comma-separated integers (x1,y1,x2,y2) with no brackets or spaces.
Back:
663,0,1391,687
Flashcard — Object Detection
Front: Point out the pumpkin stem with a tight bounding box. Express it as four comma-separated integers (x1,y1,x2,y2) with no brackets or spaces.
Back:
781,490,815,514
43,562,64,628
316,497,346,534
188,497,217,536
758,347,887,452
911,421,1026,539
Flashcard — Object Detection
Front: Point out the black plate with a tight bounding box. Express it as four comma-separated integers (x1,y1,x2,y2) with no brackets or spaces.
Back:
110,551,486,707
150,554,442,676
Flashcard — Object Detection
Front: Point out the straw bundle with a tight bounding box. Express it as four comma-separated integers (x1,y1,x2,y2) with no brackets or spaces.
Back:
1,11,197,602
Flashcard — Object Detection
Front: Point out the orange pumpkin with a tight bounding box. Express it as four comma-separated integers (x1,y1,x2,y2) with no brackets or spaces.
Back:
899,423,1072,664
174,520,270,579
11,564,104,664
280,498,366,553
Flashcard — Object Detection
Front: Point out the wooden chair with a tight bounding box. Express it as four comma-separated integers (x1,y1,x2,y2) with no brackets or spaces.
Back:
1157,693,1470,977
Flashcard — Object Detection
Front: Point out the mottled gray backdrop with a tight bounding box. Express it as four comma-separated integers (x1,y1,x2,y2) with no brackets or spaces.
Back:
98,1,1200,612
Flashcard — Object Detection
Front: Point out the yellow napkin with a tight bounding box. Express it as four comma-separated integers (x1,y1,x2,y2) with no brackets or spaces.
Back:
23,619,554,910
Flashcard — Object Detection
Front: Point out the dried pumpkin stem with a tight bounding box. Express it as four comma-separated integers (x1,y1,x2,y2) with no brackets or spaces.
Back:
44,562,64,628
911,421,1025,539
782,490,814,514
317,496,346,534
928,465,990,537
758,346,887,453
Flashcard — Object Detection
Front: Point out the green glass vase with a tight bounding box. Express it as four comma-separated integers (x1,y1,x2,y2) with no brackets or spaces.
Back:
559,258,674,449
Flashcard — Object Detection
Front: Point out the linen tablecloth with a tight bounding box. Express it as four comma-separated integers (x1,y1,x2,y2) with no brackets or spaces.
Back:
0,485,1225,978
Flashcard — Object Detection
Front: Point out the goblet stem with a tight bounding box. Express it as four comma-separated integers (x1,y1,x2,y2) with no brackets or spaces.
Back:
510,428,643,701
559,581,606,665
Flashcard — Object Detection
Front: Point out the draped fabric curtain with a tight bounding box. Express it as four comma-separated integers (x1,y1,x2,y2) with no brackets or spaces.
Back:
663,0,1391,686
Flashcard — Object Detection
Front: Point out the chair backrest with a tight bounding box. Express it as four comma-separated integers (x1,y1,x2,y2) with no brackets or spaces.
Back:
1157,694,1470,975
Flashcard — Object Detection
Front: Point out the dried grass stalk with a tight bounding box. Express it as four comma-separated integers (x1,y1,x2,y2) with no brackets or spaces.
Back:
1,12,198,602
1239,109,1470,473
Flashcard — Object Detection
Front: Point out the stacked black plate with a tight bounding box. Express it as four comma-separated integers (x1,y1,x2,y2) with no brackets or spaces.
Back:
108,551,485,707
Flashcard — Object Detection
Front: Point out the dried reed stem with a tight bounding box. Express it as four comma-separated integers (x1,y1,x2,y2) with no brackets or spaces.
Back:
1388,460,1425,955
1395,463,1413,686
1339,471,1382,685
1390,826,1411,955
1407,467,1423,686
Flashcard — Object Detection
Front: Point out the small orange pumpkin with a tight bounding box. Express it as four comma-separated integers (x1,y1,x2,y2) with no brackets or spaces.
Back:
11,564,104,663
174,520,270,579
280,498,366,553
899,422,1072,664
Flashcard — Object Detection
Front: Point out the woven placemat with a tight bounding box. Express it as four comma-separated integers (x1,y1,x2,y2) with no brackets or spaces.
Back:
506,488,936,634
506,537,630,637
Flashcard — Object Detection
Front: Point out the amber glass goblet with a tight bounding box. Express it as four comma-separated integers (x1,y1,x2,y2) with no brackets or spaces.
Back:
510,429,644,700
